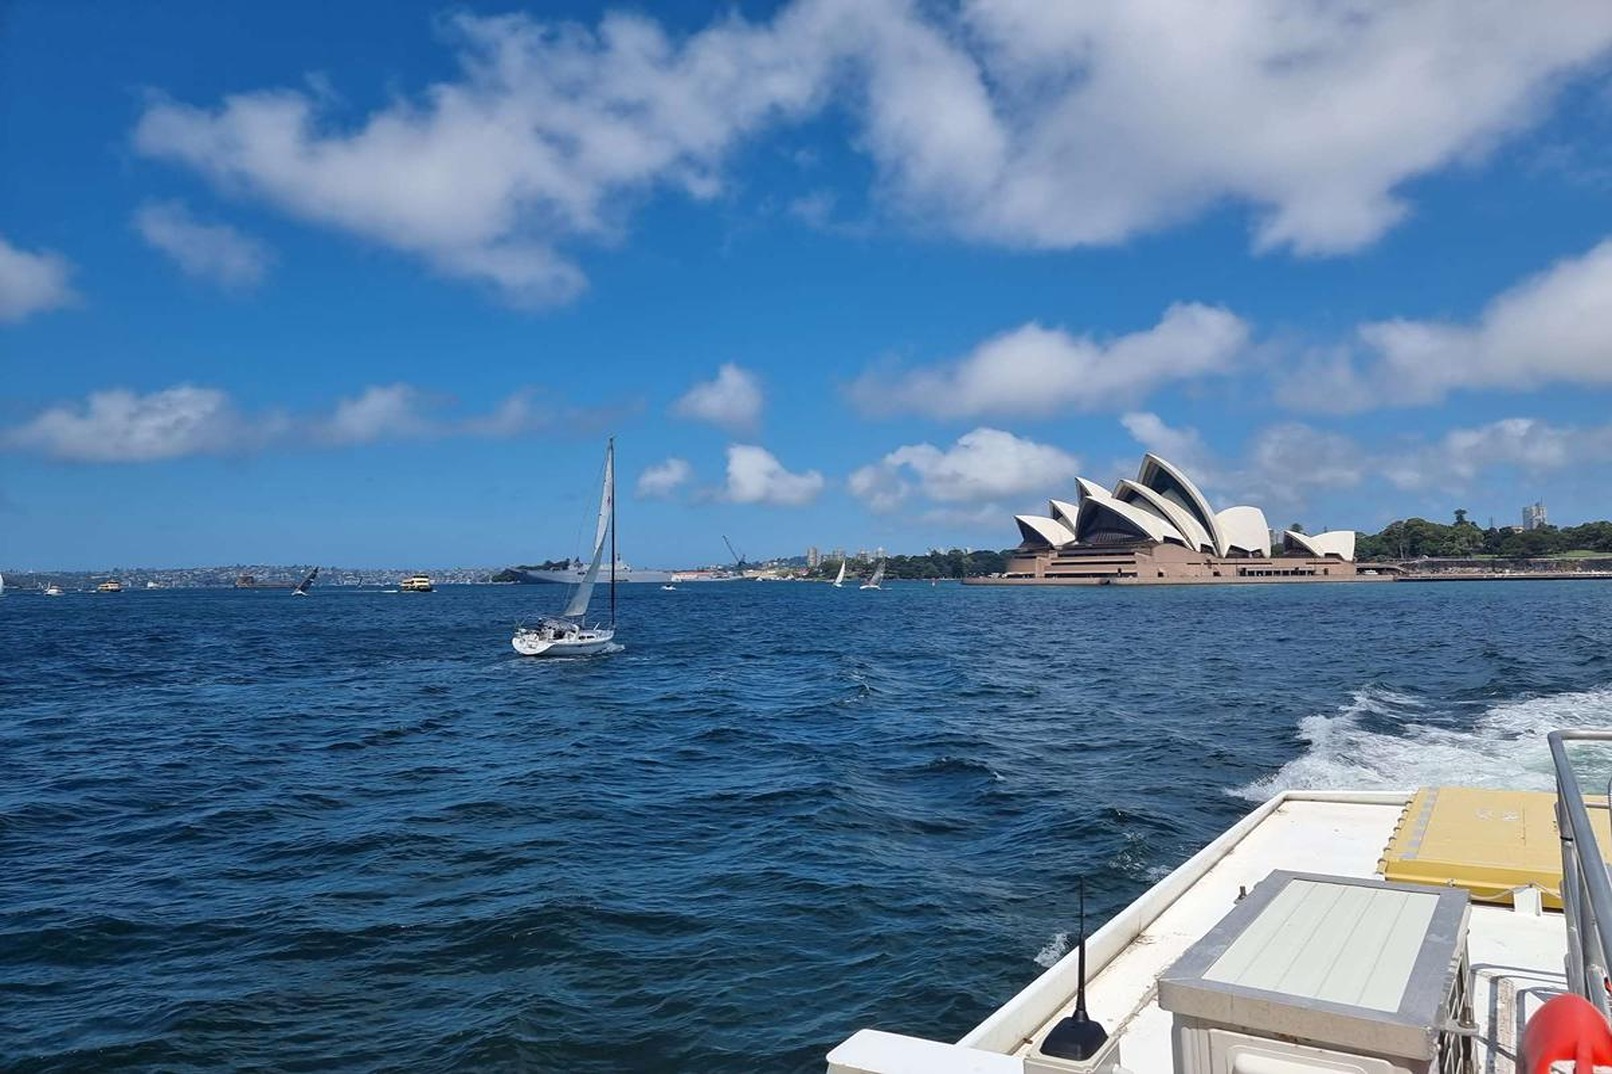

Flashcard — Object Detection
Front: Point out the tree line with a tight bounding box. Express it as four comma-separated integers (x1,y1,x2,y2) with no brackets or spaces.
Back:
1354,516,1612,561
807,548,1015,580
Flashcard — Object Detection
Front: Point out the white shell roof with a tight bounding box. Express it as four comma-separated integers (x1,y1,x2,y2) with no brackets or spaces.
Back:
1137,453,1227,556
1016,514,1078,549
1216,505,1271,556
1284,529,1357,561
1114,479,1215,552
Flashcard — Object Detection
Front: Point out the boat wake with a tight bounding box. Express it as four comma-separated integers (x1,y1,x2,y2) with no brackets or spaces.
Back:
1234,684,1612,801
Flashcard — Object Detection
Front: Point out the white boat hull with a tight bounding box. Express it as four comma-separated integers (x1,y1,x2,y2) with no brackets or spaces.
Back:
512,625,616,657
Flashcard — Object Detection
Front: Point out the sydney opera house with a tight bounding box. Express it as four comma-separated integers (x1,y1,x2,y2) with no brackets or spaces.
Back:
981,453,1373,586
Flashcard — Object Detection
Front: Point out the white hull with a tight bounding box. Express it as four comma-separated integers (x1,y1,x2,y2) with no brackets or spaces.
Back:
512,624,616,657
859,584,881,590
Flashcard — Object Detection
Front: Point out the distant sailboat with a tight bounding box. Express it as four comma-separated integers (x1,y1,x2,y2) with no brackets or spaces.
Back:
43,582,64,597
0,571,5,597
832,560,846,588
292,566,320,596
860,560,885,590
512,438,618,657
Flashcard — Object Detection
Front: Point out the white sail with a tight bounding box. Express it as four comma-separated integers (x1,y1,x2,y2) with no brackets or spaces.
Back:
832,561,846,587
561,441,614,620
869,561,885,586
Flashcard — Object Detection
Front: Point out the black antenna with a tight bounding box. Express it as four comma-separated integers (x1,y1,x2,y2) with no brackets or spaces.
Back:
1075,877,1089,1019
1038,877,1109,1060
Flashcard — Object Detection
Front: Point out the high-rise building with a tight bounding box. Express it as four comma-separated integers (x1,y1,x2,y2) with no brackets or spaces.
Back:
1523,502,1548,531
806,546,821,568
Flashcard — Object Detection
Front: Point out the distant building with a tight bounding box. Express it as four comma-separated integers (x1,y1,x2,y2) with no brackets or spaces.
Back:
983,452,1369,586
806,546,821,568
875,546,886,559
1523,502,1548,531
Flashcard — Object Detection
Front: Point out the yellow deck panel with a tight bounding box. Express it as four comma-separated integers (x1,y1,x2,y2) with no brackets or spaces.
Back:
1379,786,1612,908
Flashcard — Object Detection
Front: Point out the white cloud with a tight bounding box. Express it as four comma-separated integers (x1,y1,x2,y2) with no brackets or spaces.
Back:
1280,238,1612,411
1382,417,1612,490
672,363,764,432
131,10,829,306
130,2,1612,302
637,457,693,498
925,2,1612,255
723,444,823,506
0,234,77,323
1117,411,1611,508
321,384,436,444
1119,411,1218,480
851,304,1249,418
458,388,559,437
850,427,1079,512
0,385,265,462
133,201,272,289
2,383,574,462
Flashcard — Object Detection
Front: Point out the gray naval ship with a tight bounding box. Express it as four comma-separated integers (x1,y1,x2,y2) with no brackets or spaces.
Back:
514,558,676,585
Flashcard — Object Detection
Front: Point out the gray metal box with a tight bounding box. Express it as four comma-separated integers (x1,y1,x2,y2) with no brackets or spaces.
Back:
1158,871,1470,1071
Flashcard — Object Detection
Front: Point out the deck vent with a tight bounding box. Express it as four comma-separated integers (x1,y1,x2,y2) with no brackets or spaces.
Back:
1158,871,1471,1074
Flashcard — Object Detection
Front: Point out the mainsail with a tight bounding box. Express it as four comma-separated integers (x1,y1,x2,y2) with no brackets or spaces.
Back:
833,560,846,586
561,441,615,620
868,561,886,587
293,566,319,595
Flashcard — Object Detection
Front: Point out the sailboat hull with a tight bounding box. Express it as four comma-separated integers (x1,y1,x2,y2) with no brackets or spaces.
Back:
512,626,616,657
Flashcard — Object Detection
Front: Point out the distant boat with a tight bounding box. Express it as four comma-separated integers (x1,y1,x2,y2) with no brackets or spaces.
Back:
860,561,885,591
96,579,123,593
513,438,618,657
0,571,4,597
399,574,433,593
43,582,64,597
292,566,320,596
832,560,846,588
661,584,677,591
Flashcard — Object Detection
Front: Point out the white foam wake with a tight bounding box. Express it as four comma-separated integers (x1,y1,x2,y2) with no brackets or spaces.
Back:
1034,931,1069,967
1235,684,1612,801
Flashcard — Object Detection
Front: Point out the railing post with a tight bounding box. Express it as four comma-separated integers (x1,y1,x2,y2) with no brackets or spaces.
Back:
1549,730,1612,1020
1560,796,1589,999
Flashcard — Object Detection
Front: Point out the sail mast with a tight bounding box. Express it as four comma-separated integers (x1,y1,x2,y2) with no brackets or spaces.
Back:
560,440,613,620
609,437,616,628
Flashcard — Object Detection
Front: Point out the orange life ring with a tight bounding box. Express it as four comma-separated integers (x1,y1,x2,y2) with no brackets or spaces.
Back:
1521,993,1612,1074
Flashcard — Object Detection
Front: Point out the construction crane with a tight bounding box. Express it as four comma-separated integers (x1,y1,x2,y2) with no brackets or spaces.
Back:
723,535,747,571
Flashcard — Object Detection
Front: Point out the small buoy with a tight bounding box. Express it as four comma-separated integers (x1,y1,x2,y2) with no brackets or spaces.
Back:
1520,992,1612,1074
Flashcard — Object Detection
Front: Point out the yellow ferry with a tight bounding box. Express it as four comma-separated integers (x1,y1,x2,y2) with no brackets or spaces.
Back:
399,574,433,593
95,579,123,593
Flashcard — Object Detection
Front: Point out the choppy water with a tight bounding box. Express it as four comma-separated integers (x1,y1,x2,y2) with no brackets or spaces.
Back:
3,580,1610,1072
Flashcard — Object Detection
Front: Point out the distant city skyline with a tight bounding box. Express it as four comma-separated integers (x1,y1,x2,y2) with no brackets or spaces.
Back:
4,2,1611,570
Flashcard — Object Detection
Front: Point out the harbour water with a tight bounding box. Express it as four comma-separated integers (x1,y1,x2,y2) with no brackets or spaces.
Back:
3,580,1610,1072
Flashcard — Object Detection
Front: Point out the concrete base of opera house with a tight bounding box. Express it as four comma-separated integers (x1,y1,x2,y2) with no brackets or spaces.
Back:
964,541,1399,587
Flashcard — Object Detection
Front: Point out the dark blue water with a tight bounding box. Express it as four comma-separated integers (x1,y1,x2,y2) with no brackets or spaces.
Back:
3,581,1610,1072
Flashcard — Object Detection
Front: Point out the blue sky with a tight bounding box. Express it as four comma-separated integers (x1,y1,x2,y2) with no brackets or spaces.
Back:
4,1,1612,570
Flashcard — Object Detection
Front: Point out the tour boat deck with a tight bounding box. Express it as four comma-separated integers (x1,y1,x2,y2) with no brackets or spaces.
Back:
829,791,1573,1074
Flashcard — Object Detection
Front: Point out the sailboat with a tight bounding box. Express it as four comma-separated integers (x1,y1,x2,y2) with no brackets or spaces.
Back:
512,438,618,657
43,582,64,597
832,560,846,588
860,560,885,590
292,566,319,596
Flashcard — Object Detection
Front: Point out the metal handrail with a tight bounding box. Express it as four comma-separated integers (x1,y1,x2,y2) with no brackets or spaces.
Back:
1548,729,1612,1018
